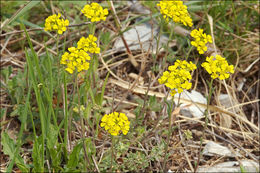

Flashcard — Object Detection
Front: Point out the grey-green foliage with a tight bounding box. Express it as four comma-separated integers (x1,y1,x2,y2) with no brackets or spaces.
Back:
1,131,29,171
124,151,149,171
149,142,165,162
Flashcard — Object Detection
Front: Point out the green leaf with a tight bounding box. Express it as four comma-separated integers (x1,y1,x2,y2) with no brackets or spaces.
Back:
217,21,233,33
100,32,111,48
85,138,96,157
1,132,24,165
148,95,161,112
67,142,82,169
2,1,40,29
46,124,58,149
48,144,62,169
16,163,30,173
0,108,7,119
99,72,110,106
32,136,44,172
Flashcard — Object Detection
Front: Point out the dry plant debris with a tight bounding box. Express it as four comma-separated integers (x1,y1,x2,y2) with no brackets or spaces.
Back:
0,1,259,172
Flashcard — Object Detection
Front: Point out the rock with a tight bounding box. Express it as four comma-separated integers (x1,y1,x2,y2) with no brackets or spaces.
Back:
113,24,174,53
202,141,241,157
175,90,207,118
198,160,259,172
218,94,240,128
218,94,240,113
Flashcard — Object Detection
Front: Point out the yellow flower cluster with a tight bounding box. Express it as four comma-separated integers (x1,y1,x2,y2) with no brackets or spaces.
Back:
190,28,212,54
77,35,100,54
60,34,100,74
201,55,234,80
60,47,91,74
81,2,109,22
157,0,193,27
44,13,69,35
158,60,197,96
100,112,130,136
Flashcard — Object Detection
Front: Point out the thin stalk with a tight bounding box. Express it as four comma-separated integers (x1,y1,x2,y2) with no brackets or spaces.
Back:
63,71,69,157
110,135,115,172
204,78,214,130
56,34,60,56
76,74,91,170
185,46,193,60
194,78,214,173
162,97,175,172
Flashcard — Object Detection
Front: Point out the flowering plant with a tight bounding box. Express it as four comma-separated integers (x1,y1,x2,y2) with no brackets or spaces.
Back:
100,112,130,136
201,55,234,80
60,47,91,74
158,60,197,96
81,2,109,22
77,35,100,54
44,13,69,34
190,28,212,54
157,0,193,27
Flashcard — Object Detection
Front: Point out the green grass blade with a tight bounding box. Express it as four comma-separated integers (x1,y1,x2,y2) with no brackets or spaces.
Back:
21,23,62,142
1,1,40,29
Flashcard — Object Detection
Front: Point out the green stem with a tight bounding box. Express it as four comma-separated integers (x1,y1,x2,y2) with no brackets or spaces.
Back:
63,71,68,159
162,97,175,172
204,78,214,130
56,34,60,56
110,135,115,171
194,78,214,173
76,75,91,170
185,46,193,60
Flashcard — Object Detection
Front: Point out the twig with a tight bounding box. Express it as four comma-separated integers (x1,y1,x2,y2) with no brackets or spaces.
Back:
109,0,139,69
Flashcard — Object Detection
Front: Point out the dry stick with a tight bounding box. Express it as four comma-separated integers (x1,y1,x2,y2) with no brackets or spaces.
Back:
177,126,194,172
105,94,259,139
1,34,13,54
1,28,43,37
205,129,258,162
177,115,258,140
257,69,260,127
92,155,100,173
31,38,57,55
110,78,260,132
224,80,247,140
109,0,139,69
134,22,151,122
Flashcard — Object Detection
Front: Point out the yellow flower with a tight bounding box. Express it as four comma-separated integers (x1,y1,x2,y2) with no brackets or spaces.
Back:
201,55,234,80
44,13,69,35
60,47,91,74
77,34,100,54
100,112,130,136
73,105,85,113
157,0,193,27
81,2,109,22
190,28,212,54
158,60,197,96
